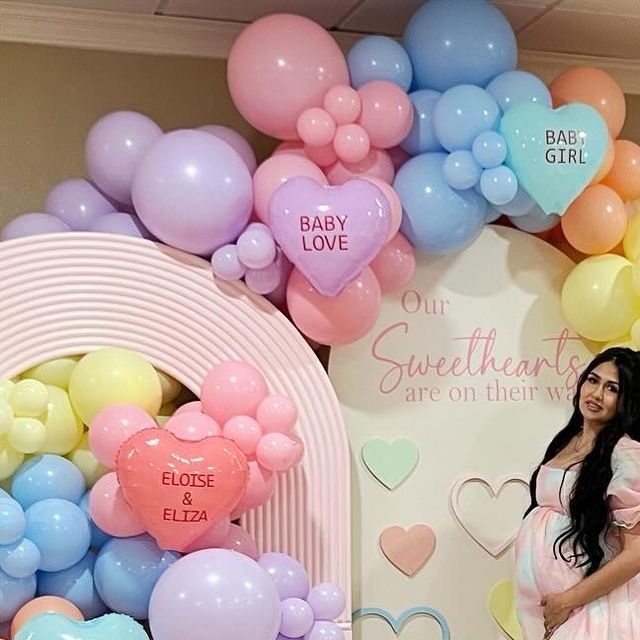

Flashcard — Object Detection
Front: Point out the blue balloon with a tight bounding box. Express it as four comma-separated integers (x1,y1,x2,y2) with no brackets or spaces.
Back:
494,185,536,218
443,151,481,190
480,166,519,206
403,0,517,91
0,498,25,545
25,499,90,572
38,550,108,619
472,131,507,169
94,535,180,620
12,454,85,510
347,35,413,91
486,70,552,112
394,152,486,254
0,538,40,578
0,567,36,622
510,208,560,233
79,493,111,550
400,89,443,156
485,207,502,223
433,85,500,152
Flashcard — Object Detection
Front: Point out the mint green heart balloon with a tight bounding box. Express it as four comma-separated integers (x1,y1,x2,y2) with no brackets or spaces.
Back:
15,613,149,640
500,102,608,215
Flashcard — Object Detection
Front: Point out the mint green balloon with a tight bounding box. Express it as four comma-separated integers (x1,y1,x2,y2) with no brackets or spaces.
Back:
500,102,608,215
15,613,149,640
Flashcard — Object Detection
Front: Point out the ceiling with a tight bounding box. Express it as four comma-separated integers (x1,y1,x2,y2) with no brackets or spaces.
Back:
4,0,640,60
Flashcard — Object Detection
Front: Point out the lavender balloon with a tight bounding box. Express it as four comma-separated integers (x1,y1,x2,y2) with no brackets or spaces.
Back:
258,552,310,600
304,622,344,639
199,125,257,175
149,549,280,640
280,598,314,638
237,222,277,269
44,179,115,230
211,244,246,281
132,130,253,256
86,111,163,206
1,213,70,241
90,212,153,239
306,583,346,620
245,260,281,295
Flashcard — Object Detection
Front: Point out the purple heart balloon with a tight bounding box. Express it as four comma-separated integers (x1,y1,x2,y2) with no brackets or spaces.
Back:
268,177,391,297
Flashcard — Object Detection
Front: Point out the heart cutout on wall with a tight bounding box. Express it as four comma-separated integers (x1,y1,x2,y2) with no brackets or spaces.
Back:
361,438,419,490
353,606,451,639
379,524,436,576
488,579,523,640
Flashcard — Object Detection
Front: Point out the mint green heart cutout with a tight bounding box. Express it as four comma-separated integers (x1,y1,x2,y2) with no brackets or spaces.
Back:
361,438,419,490
15,613,150,640
500,102,608,215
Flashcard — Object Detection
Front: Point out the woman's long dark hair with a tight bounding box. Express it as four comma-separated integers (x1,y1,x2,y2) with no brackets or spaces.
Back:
525,347,640,576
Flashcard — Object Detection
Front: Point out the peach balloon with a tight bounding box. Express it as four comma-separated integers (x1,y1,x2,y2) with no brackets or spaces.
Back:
287,266,381,345
333,124,371,164
296,108,336,148
304,144,338,168
273,141,307,159
590,136,615,185
325,148,395,186
561,184,627,255
602,140,640,202
11,596,83,638
549,67,626,138
369,233,416,292
253,154,327,223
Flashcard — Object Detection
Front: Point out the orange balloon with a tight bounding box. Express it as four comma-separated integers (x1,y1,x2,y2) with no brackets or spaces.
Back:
591,136,615,185
602,140,640,201
549,67,626,138
548,223,586,262
11,596,83,638
561,184,627,255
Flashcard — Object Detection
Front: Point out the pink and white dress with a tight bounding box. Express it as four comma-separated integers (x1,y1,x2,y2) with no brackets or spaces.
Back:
515,436,640,639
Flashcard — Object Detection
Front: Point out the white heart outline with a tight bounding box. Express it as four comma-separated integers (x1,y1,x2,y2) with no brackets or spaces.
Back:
449,474,529,558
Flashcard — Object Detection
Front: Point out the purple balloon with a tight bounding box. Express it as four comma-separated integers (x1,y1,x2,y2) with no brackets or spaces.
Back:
280,598,314,638
265,251,293,307
258,552,310,600
237,223,277,269
44,179,115,230
306,583,346,620
245,260,281,295
132,130,253,256
199,125,257,175
89,212,153,239
1,213,70,241
304,622,345,640
149,549,280,640
86,110,163,206
211,244,246,281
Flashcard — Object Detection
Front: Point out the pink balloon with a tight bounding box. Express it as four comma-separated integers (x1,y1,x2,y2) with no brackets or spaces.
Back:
287,266,382,345
256,433,300,472
387,146,411,171
369,233,416,293
116,430,249,551
357,81,414,149
253,154,327,223
232,461,275,516
164,412,222,441
362,177,402,240
89,472,146,537
89,404,157,469
227,14,349,140
223,415,263,457
273,142,308,159
199,125,257,175
333,124,371,164
297,109,336,148
201,361,269,424
289,434,305,465
173,400,203,416
256,395,297,434
223,524,259,559
325,149,395,186
324,86,361,125
183,516,231,553
304,144,338,168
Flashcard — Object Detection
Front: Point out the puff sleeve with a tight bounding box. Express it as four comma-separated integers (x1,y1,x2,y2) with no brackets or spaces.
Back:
608,436,640,529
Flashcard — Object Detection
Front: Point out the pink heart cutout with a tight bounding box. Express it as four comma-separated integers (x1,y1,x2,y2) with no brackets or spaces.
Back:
379,524,436,576
269,177,391,296
116,429,248,551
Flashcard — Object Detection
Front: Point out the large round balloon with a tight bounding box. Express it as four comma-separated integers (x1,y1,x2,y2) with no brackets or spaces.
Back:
149,549,281,640
227,14,349,140
403,0,517,92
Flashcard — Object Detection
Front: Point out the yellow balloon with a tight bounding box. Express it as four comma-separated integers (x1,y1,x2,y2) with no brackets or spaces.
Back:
0,437,24,481
157,370,183,404
623,201,640,261
11,379,49,417
21,356,80,390
68,348,162,425
602,335,635,351
562,254,640,342
0,379,15,402
67,433,109,488
38,386,83,455
8,417,46,454
0,400,13,435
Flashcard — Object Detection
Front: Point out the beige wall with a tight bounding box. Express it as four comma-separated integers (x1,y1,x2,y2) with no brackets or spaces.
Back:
1,41,639,227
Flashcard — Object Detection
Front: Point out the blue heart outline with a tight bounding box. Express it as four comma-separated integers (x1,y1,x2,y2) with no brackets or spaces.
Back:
352,606,451,639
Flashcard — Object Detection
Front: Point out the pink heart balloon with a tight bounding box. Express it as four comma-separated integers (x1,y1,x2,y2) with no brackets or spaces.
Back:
268,177,391,296
116,428,249,551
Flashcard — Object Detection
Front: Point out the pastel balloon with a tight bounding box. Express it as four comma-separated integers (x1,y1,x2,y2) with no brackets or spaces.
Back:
369,233,416,293
510,208,560,233
387,146,410,171
362,177,402,241
89,472,146,538
297,109,336,148
236,223,277,270
304,621,345,639
223,416,262,457
253,154,327,223
472,131,508,169
0,568,36,622
443,151,481,190
480,166,518,206
0,498,26,544
400,90,442,157
0,537,40,578
602,140,640,202
0,213,70,241
173,400,202,416
286,267,381,346
486,70,552,112
403,0,516,91
38,386,83,455
222,523,259,559
256,433,299,472
232,461,275,515
21,357,78,390
281,598,314,638
132,130,253,255
10,379,48,417
323,86,361,126
69,348,162,426
201,361,268,425
89,212,152,239
549,66,626,138
79,492,111,550
68,433,110,489
182,516,230,553
13,613,149,640
211,244,246,281
227,14,349,140
333,124,370,165
493,185,536,218
86,111,163,206
199,125,257,175
44,179,115,230
591,136,615,185
0,438,23,481
326,149,395,186
244,258,283,296
256,396,297,435
8,418,46,454
305,143,339,168
163,412,221,441
11,597,83,638
347,35,412,92
306,583,346,620
258,552,310,600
